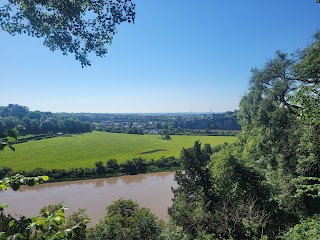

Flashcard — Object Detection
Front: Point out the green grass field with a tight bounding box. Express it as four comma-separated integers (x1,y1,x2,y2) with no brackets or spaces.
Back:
0,131,237,171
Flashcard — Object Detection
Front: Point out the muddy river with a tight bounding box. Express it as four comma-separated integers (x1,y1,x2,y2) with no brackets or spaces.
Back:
1,172,176,227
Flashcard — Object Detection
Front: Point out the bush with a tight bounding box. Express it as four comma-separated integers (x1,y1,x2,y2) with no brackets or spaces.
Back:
87,199,163,240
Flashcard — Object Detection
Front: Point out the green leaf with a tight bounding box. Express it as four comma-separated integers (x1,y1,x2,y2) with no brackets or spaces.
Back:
41,176,49,181
0,184,8,191
8,220,14,228
0,203,8,211
1,204,8,209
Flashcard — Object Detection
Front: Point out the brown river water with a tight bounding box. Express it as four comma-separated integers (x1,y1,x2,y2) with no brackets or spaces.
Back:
1,172,177,227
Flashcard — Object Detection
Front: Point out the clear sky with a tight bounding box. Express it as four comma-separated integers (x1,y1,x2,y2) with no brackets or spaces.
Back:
1,0,320,113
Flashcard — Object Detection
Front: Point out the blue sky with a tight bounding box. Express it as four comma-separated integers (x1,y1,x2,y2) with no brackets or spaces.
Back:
1,0,320,113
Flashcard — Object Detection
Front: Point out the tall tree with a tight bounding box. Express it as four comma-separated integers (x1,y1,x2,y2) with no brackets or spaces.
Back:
236,32,320,238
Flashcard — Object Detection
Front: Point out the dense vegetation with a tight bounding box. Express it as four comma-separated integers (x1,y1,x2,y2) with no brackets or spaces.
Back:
163,32,320,239
0,104,92,135
89,31,320,239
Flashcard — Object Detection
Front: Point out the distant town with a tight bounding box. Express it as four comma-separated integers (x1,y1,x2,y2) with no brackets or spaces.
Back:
0,104,240,139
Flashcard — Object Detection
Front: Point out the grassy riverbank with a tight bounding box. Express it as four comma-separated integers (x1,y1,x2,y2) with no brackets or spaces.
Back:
0,131,237,171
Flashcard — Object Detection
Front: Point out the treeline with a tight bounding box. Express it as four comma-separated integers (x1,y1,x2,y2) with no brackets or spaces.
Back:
179,111,240,130
96,111,240,134
0,104,240,138
0,104,92,135
0,157,180,182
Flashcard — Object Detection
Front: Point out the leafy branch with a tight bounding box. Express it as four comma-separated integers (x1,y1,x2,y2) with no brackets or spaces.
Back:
0,0,136,67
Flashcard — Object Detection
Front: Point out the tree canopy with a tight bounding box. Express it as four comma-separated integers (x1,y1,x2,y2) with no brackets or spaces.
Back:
87,199,163,240
0,0,135,67
167,32,320,239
